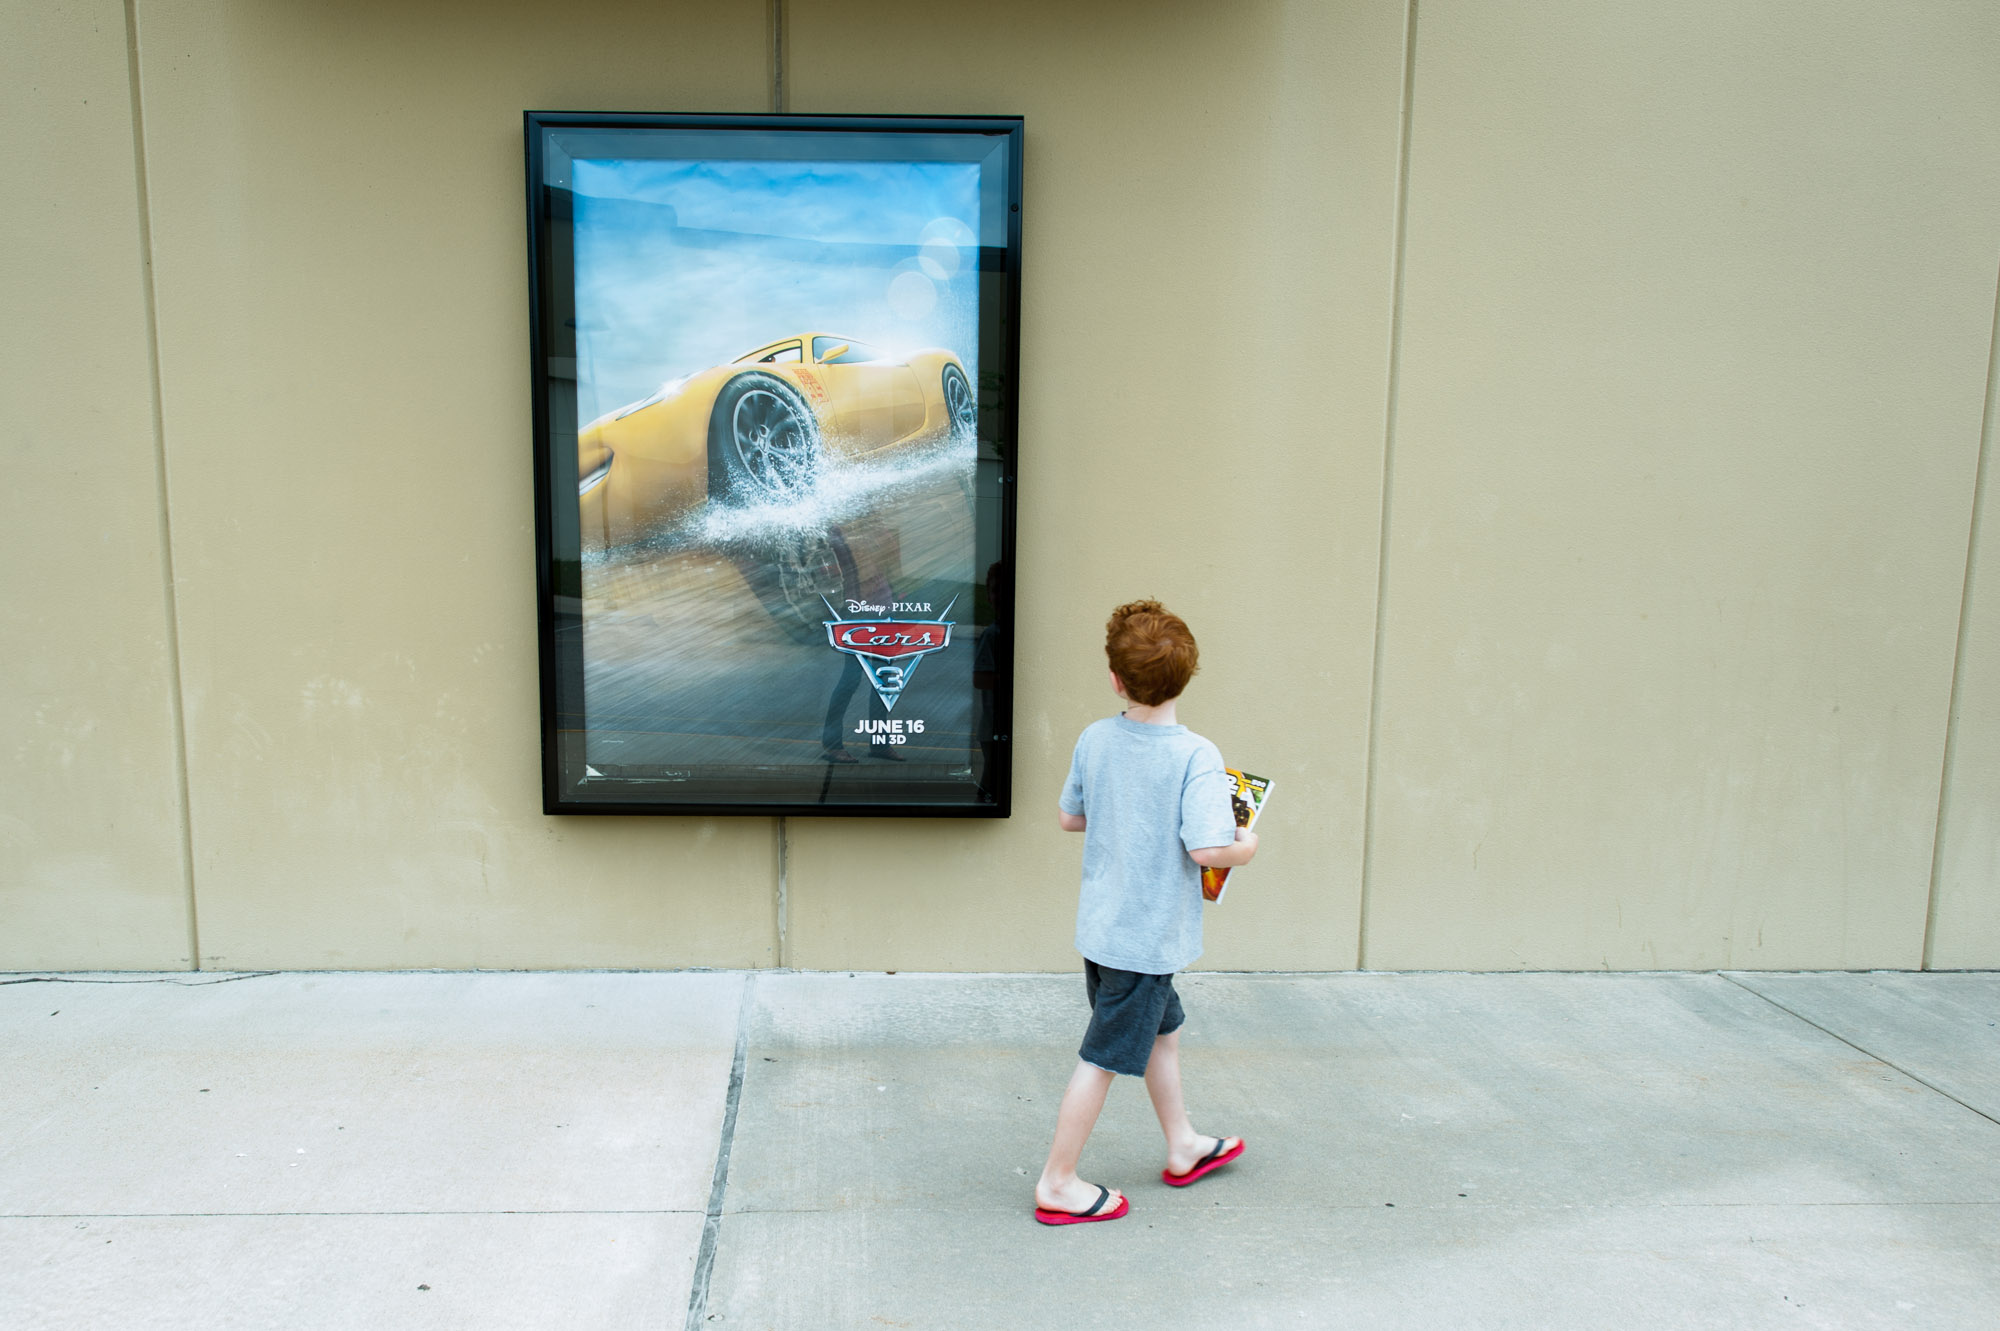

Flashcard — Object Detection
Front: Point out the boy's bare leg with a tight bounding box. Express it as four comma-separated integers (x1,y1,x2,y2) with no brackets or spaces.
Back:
1035,1059,1122,1212
1144,1030,1240,1175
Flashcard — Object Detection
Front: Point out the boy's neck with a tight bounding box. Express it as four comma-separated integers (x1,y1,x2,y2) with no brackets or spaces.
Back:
1122,697,1179,726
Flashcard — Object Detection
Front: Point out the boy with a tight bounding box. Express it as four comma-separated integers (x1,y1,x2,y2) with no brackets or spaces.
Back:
1033,600,1259,1226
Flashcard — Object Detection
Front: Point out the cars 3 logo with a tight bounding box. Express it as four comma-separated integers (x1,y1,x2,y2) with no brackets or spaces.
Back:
824,596,955,711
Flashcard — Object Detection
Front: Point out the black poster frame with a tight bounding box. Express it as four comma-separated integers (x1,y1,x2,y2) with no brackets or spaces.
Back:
525,112,1022,816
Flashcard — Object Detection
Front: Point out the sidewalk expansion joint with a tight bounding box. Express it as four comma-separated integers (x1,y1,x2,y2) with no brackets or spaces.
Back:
684,972,755,1330
9,1200,1998,1223
0,1209,706,1219
686,1198,2000,1217
1721,974,2000,1132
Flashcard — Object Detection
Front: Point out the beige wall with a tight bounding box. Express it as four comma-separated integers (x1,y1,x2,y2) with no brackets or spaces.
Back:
125,0,782,970
1,0,192,968
1364,0,2000,969
780,0,1405,971
4,0,1997,972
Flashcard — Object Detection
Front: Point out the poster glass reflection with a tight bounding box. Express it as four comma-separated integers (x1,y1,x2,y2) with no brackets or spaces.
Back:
526,113,1021,814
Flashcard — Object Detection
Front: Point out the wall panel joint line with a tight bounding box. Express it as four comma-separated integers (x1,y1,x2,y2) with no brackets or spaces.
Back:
1357,0,1420,972
774,817,789,967
770,0,787,113
1925,257,2000,971
122,0,201,971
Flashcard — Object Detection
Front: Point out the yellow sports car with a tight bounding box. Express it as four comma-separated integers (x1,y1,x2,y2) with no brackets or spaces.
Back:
577,334,975,551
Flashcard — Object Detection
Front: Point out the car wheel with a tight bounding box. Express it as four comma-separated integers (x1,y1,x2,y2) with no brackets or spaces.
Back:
734,526,857,644
942,364,976,439
711,373,820,500
774,529,853,637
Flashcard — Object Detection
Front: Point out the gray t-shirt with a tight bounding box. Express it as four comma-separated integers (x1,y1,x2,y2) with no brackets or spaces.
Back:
1059,715,1239,974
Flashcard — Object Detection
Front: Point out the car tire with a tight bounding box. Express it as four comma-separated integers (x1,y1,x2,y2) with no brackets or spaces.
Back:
734,525,858,644
942,363,976,440
709,372,821,501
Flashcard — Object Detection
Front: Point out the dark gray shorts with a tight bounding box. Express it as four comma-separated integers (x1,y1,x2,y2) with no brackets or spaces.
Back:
1079,960,1185,1076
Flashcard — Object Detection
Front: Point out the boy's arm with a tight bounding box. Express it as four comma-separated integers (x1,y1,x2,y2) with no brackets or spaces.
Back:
1058,733,1088,832
1189,827,1258,868
1183,754,1251,867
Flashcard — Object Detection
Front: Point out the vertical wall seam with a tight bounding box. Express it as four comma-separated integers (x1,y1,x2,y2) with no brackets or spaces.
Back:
1924,256,2000,971
774,817,789,968
770,0,787,114
1356,0,1420,972
122,0,200,971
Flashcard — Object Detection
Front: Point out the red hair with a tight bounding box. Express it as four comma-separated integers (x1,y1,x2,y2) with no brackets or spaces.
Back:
1105,600,1199,705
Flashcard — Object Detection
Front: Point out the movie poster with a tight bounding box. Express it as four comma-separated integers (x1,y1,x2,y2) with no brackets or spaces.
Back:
527,115,1021,814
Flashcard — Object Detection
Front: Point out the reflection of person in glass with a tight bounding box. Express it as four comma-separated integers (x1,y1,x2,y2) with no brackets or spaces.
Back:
819,654,894,763
972,560,1008,787
819,549,900,764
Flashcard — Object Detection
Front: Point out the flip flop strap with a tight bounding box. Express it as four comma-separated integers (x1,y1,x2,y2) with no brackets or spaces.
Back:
1196,1137,1229,1166
1079,1184,1111,1217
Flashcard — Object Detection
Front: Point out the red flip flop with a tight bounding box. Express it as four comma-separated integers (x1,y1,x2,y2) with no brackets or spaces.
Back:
1163,1136,1244,1187
1034,1184,1130,1226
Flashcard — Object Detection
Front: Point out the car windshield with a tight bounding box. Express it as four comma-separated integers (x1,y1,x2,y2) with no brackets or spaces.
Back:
812,337,885,365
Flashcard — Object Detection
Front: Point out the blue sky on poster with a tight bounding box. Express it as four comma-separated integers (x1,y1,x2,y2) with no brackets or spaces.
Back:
571,158,982,419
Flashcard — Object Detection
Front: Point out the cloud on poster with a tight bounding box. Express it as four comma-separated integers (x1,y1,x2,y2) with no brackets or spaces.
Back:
570,159,983,420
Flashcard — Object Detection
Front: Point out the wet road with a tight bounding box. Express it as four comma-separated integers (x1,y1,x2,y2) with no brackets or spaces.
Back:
578,444,989,795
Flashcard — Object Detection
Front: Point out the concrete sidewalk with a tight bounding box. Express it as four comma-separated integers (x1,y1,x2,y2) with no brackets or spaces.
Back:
2,970,1995,1329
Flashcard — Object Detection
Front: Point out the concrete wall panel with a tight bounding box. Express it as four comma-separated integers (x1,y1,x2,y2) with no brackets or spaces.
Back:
1,0,192,968
1365,0,2000,968
130,0,780,968
778,0,1408,971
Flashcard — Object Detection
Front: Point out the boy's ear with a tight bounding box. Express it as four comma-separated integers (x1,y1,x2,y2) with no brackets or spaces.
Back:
1108,668,1127,699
